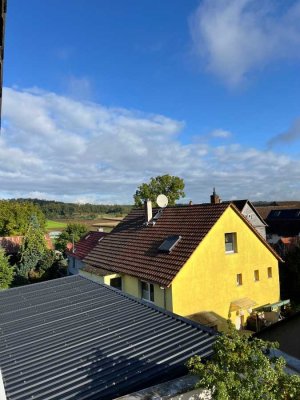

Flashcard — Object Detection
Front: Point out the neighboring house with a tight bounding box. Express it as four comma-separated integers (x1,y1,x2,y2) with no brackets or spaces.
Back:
66,231,106,275
211,189,267,239
82,201,281,331
0,234,54,257
0,275,216,400
255,203,300,246
265,209,300,240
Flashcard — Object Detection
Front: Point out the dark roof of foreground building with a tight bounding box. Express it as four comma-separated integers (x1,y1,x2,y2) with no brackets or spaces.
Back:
66,231,106,260
84,203,280,287
0,275,216,400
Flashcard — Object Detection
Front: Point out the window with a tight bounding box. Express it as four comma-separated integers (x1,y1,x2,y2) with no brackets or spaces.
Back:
225,233,237,253
158,235,182,253
141,281,154,302
110,277,122,290
254,269,259,281
267,267,273,278
236,273,243,286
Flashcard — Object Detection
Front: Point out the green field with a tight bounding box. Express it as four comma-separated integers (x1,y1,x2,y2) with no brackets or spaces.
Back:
46,220,68,230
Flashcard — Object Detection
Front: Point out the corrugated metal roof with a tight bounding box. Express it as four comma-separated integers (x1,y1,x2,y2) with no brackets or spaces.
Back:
0,276,216,400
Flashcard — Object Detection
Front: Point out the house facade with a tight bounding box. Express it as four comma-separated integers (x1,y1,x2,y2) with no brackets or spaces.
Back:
82,202,281,331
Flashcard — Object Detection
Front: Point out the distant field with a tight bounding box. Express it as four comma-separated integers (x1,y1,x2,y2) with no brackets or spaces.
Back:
46,220,68,230
45,215,125,233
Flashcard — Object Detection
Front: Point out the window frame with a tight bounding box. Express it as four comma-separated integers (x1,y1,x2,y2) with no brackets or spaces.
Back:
267,267,273,278
141,281,154,302
110,277,122,291
225,232,237,254
236,273,243,286
254,269,260,282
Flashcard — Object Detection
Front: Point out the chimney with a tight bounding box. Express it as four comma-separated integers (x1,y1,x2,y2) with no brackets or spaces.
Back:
144,199,152,223
210,188,221,204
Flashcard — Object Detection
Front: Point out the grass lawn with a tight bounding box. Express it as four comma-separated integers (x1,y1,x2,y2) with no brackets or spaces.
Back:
46,220,68,230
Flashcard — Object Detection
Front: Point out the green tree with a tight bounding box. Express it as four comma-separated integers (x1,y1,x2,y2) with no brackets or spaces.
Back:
134,175,185,207
0,247,14,289
55,223,88,253
0,200,45,236
187,322,300,400
16,215,48,281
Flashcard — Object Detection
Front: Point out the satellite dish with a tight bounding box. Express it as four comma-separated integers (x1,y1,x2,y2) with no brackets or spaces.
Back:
156,194,168,208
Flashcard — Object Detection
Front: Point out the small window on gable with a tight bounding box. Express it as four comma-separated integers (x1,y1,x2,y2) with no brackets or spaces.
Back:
268,267,273,278
236,273,242,286
254,269,259,281
225,233,237,253
141,281,154,302
158,235,181,253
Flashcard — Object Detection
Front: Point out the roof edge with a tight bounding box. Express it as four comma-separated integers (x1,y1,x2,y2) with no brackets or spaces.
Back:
229,203,283,262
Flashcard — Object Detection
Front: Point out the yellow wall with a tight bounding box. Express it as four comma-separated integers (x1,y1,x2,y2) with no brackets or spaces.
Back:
80,269,173,309
171,206,280,330
123,274,172,309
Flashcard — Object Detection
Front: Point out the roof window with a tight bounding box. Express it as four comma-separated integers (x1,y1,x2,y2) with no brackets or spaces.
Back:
158,235,182,253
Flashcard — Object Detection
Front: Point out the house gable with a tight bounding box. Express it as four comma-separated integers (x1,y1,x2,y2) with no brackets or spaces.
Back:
171,205,280,329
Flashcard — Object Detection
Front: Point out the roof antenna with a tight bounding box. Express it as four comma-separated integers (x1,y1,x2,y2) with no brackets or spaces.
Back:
156,194,168,208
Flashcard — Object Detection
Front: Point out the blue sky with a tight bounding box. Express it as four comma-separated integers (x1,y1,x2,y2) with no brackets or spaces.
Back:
1,0,300,204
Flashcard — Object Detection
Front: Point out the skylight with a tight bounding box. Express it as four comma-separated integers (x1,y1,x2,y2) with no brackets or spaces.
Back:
158,235,182,253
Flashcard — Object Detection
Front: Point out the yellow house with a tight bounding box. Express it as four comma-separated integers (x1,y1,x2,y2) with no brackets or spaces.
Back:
82,202,281,330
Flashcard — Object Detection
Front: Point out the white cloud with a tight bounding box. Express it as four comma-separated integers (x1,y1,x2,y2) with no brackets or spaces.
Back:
1,86,300,203
210,129,232,139
65,75,94,100
189,0,300,87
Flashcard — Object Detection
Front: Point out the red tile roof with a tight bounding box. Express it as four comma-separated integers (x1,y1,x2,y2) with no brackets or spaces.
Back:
0,234,54,253
84,204,230,287
67,231,106,260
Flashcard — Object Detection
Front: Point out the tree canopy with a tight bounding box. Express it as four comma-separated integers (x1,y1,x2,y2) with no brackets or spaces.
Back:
16,215,48,282
7,198,132,219
0,247,14,289
0,200,45,236
134,174,185,207
279,244,300,303
55,223,88,253
187,323,300,400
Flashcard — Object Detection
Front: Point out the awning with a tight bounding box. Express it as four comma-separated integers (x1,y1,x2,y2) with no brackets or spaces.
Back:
188,311,219,327
230,298,256,312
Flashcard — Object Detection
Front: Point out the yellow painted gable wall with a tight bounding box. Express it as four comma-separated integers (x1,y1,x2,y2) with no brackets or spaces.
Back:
170,206,280,329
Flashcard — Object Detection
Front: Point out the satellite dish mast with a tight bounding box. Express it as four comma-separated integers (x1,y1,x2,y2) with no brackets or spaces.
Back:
156,194,168,208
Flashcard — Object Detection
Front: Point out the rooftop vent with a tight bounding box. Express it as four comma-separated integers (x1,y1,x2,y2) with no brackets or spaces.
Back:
158,235,182,253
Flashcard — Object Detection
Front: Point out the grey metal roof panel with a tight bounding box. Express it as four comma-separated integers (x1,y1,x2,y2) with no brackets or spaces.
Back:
0,276,216,400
